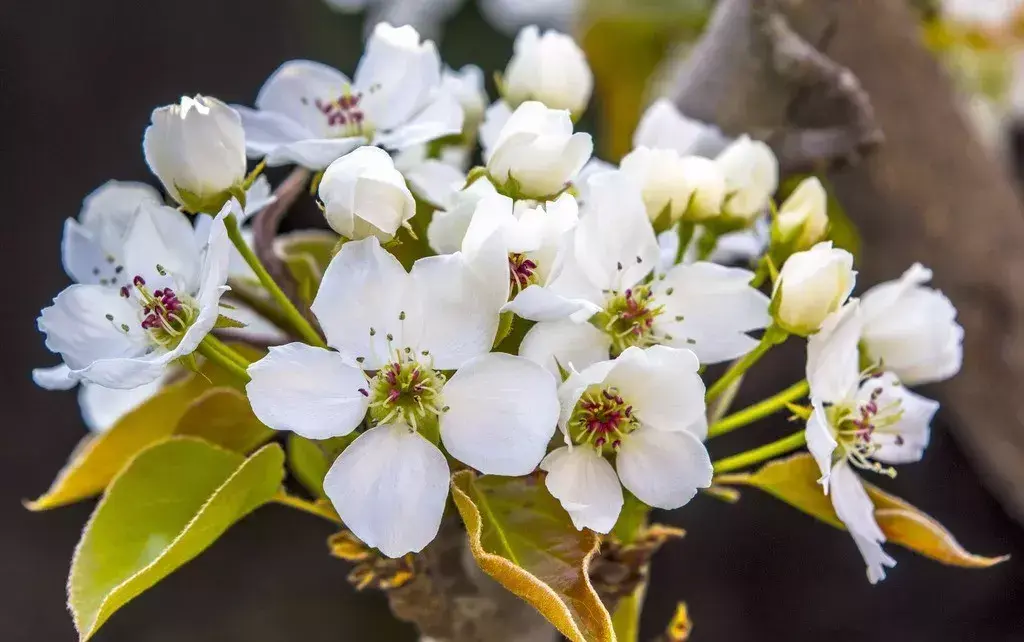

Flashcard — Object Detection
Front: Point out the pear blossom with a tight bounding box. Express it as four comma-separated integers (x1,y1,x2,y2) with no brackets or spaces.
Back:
541,345,713,532
859,263,964,385
393,143,470,209
37,201,233,389
632,99,729,157
233,23,463,169
318,146,416,240
773,177,829,253
805,301,939,582
425,177,499,254
143,95,247,214
619,147,726,225
772,241,856,336
507,173,770,374
715,135,779,223
502,26,593,115
246,237,559,557
484,101,593,198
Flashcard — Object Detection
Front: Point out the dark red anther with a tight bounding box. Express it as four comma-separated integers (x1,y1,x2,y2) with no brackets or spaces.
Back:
120,286,130,298
133,275,145,287
358,388,369,397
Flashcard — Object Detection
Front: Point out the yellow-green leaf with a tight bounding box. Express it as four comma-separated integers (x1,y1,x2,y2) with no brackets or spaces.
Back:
718,453,1008,568
287,434,330,498
175,387,274,453
450,471,615,642
69,438,285,640
611,582,646,642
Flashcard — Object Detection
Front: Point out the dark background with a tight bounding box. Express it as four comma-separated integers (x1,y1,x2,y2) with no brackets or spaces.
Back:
2,0,1022,640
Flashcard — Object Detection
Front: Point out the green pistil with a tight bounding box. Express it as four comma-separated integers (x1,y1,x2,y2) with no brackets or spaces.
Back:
591,285,664,355
569,386,639,453
368,356,446,435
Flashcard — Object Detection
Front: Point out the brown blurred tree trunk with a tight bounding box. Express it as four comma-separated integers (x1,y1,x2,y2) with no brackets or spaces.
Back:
672,0,1024,522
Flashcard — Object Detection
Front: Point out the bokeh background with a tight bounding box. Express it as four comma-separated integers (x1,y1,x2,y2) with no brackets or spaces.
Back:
2,0,1023,640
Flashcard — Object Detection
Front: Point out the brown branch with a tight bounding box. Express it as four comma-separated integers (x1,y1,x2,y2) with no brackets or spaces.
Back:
251,167,313,316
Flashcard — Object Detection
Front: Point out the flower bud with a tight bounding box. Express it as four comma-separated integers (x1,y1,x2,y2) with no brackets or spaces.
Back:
143,95,247,214
619,149,726,228
502,26,593,116
319,146,415,240
860,263,963,385
678,156,727,221
715,136,778,222
486,101,593,199
772,242,856,336
774,177,829,251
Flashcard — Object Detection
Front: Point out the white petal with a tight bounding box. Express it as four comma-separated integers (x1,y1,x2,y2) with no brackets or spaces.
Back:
479,100,513,161
503,284,600,322
78,377,165,433
519,320,611,377
311,237,416,369
246,344,369,439
806,300,863,403
540,446,623,533
61,219,122,286
253,60,353,136
122,203,202,293
806,398,839,492
604,346,707,438
441,353,559,475
375,90,464,150
263,137,367,170
616,427,712,509
324,423,450,557
403,158,466,209
633,99,728,156
859,373,938,464
37,285,148,372
830,463,895,583
233,105,317,156
32,364,78,391
851,531,897,584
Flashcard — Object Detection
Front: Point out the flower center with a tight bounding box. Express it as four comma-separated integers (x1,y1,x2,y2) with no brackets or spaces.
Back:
592,285,665,355
314,90,374,138
116,273,199,351
509,253,539,292
366,351,446,432
827,383,905,478
568,386,639,452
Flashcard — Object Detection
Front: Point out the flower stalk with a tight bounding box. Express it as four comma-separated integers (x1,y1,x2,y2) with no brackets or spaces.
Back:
196,337,251,384
711,430,807,474
708,379,809,438
705,326,788,403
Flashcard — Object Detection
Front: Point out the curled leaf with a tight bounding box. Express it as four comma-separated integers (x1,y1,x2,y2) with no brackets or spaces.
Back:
450,471,615,642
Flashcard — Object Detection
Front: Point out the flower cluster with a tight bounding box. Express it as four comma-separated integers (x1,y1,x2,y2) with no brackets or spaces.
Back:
34,20,967,592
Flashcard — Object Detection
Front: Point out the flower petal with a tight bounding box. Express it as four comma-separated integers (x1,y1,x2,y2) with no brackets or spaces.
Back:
253,60,352,136
374,90,464,150
32,364,78,391
806,398,839,492
502,284,600,322
324,423,450,557
616,427,712,509
830,462,895,583
540,446,623,533
519,319,611,377
247,343,369,439
263,137,367,170
61,219,120,286
806,300,863,404
860,373,938,464
233,105,317,157
122,203,202,293
604,346,707,438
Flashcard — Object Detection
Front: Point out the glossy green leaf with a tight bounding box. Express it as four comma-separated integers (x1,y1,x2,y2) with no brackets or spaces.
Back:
450,471,614,642
286,434,330,499
175,388,274,453
717,453,1009,568
69,438,285,640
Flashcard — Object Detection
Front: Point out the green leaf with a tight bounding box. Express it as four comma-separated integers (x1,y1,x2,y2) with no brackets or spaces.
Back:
450,471,615,642
69,438,285,640
611,583,646,642
214,314,247,330
717,453,1009,568
174,388,274,453
286,434,330,499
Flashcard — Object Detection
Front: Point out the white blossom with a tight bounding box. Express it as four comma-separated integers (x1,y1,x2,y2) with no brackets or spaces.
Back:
632,99,729,157
860,263,964,385
774,177,829,252
245,237,559,557
619,147,726,224
541,346,712,532
715,135,779,222
443,64,488,135
484,101,592,198
772,241,856,336
319,146,416,240
143,95,247,214
234,23,463,169
502,26,592,115
426,177,499,254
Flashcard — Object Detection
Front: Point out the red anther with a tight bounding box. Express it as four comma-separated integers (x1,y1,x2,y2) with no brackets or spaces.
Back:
388,388,401,403
611,439,622,449
120,286,130,298
358,388,369,397
133,276,145,286
595,437,606,447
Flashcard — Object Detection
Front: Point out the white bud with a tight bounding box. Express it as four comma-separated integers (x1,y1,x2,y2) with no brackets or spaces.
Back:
486,101,593,199
143,95,247,214
678,156,727,221
503,26,593,115
772,242,856,336
775,177,829,250
860,263,963,385
715,136,779,221
319,146,415,241
619,149,726,225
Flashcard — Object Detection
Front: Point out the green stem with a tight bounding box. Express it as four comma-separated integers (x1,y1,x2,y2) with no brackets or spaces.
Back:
705,326,787,403
224,214,327,348
202,333,252,369
712,430,807,474
196,337,251,383
708,379,809,438
674,221,696,265
272,491,343,524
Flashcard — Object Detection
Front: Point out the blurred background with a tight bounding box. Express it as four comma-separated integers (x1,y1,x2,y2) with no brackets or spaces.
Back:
2,0,1023,640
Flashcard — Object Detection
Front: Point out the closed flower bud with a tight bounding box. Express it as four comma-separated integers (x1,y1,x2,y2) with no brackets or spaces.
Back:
486,101,592,199
774,177,829,251
715,136,779,222
772,242,856,336
143,95,247,214
860,263,964,385
619,149,725,227
678,156,727,221
503,26,593,116
319,146,415,241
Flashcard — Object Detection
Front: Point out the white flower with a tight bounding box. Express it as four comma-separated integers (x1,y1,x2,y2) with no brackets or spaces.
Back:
715,136,779,222
479,100,513,161
804,301,939,583
774,177,829,252
506,173,770,374
233,23,463,169
393,143,470,208
485,101,593,198
143,95,247,214
772,242,856,336
632,99,729,157
502,26,592,115
541,346,712,532
37,201,233,389
442,64,488,135
425,177,499,254
319,146,416,240
860,263,964,385
619,148,726,225
245,237,559,557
